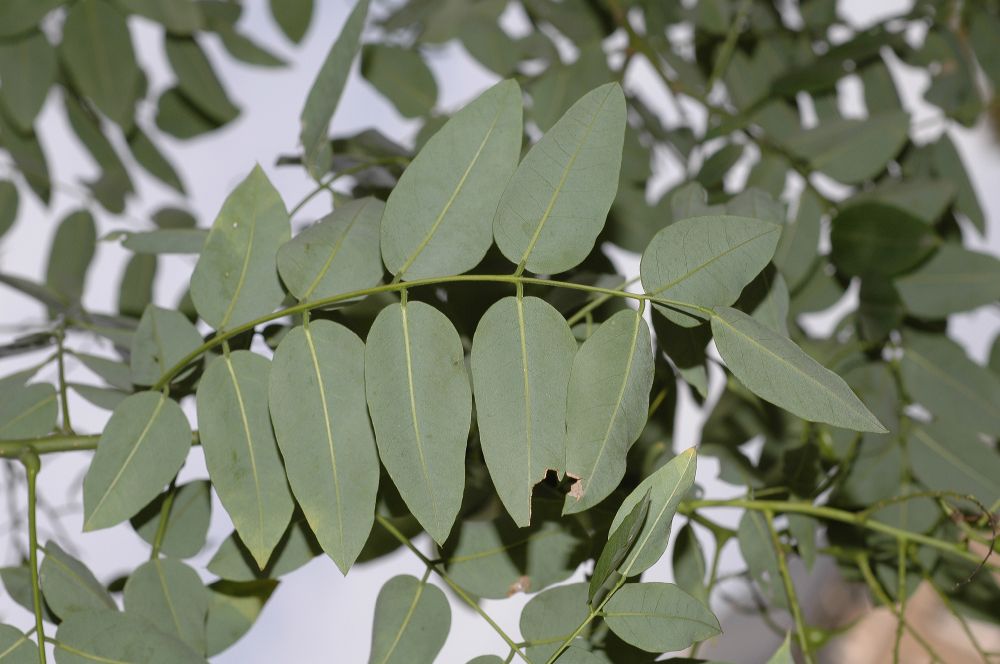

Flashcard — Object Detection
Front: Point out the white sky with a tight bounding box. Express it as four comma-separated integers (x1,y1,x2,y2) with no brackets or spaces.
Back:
1,0,999,661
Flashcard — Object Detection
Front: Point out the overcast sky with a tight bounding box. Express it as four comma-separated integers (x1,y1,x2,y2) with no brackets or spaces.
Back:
1,0,999,661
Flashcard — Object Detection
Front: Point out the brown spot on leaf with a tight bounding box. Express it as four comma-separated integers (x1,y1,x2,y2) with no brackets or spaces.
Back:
566,472,583,500
507,576,531,596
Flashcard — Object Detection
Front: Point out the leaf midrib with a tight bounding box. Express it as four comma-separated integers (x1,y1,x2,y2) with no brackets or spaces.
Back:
304,324,347,562
712,310,879,430
301,201,370,300
517,85,613,270
376,580,426,664
620,456,693,577
576,309,643,502
224,356,266,556
399,303,438,529
395,101,505,279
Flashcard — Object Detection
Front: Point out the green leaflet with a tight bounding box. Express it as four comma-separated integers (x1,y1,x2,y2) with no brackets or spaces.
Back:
269,320,379,573
0,382,57,439
494,82,625,275
299,0,369,178
205,580,276,656
738,510,785,608
197,351,294,567
122,228,207,254
765,635,794,664
0,30,55,132
74,352,132,392
673,522,708,603
368,575,450,664
362,44,438,118
64,89,133,214
911,422,1000,502
520,582,590,662
640,215,781,326
46,210,96,305
608,448,697,577
71,384,128,411
131,480,211,558
116,0,204,34
60,0,140,129
118,254,156,318
0,180,17,239
276,197,384,302
130,305,204,386
899,330,1000,436
466,657,503,664
603,583,721,652
270,0,313,42
773,187,822,290
711,307,886,432
165,35,239,125
527,42,613,133
0,624,35,663
82,392,191,530
442,503,585,599
365,301,470,544
156,87,221,139
0,111,49,203
380,79,521,281
0,0,62,37
852,177,955,224
564,307,654,514
54,610,207,664
1,566,55,623
590,492,650,603
207,518,321,581
124,559,210,654
190,166,290,331
470,295,576,526
829,202,936,277
779,110,909,184
39,541,116,619
929,134,984,232
895,244,1000,318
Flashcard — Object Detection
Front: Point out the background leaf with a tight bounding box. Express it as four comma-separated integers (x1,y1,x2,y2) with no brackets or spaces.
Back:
520,582,590,662
895,244,1000,317
299,0,368,178
130,480,212,559
362,45,438,118
0,624,35,663
60,0,139,129
270,0,312,43
0,382,56,439
130,305,204,386
0,30,56,132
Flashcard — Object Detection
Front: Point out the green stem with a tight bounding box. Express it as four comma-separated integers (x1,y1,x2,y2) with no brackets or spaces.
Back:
706,0,752,89
19,451,46,664
374,515,529,663
855,554,943,663
54,325,72,435
150,274,712,391
149,480,177,560
686,498,998,571
545,576,626,664
288,157,408,218
764,510,813,664
0,432,199,459
565,275,641,327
